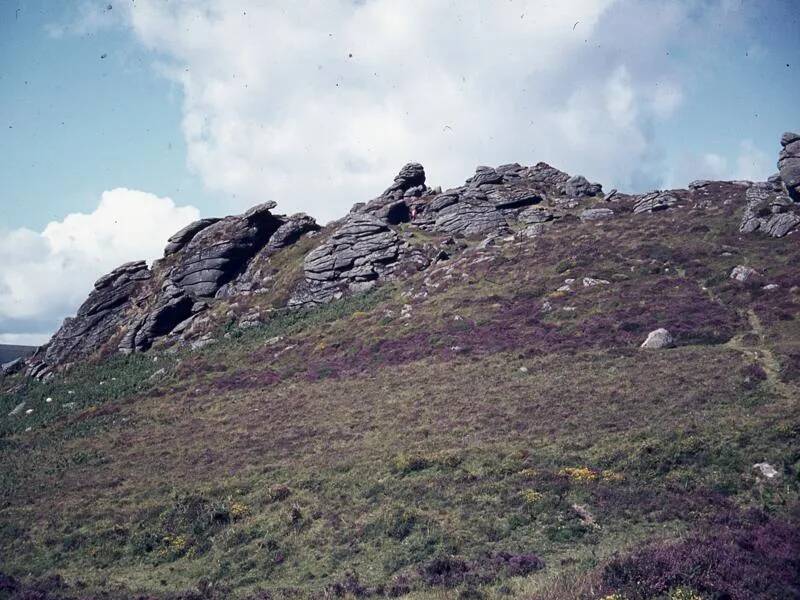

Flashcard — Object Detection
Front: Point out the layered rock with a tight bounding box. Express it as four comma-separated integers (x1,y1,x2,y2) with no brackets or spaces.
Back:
28,204,318,376
290,213,427,305
739,182,800,238
163,218,221,256
633,191,680,214
36,261,153,372
167,202,284,298
778,131,800,201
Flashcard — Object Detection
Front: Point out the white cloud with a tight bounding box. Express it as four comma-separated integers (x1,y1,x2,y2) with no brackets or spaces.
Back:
107,0,760,223
668,139,774,187
0,189,199,345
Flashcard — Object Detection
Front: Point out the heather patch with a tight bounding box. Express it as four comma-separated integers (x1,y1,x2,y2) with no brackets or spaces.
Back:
602,508,800,599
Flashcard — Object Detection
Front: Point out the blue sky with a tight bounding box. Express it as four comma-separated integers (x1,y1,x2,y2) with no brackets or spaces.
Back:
1,1,216,231
0,0,798,345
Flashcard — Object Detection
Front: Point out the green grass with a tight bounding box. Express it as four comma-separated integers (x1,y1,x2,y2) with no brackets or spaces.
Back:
1,191,800,598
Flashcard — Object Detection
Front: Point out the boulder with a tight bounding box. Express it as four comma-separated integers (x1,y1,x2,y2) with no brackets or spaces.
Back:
633,191,679,214
434,199,508,236
356,163,429,224
739,183,800,238
1,357,25,377
778,131,800,201
265,213,319,254
640,328,674,349
565,175,602,198
580,208,614,221
753,462,780,481
164,218,221,256
730,265,759,283
382,162,426,197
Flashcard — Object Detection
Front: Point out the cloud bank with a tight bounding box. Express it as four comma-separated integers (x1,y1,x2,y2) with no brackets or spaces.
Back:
119,0,759,222
0,189,198,346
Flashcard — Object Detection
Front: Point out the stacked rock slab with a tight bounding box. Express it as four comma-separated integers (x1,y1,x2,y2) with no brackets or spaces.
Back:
633,191,680,214
778,131,800,202
411,162,564,235
291,213,410,305
739,182,800,238
354,163,430,225
167,202,284,298
33,261,152,374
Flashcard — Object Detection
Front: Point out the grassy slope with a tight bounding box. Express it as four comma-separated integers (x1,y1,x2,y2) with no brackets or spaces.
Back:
1,189,799,599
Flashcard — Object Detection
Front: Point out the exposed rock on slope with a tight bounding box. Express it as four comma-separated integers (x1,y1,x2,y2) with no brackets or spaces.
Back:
778,131,800,201
291,213,428,306
21,131,800,378
739,182,800,238
34,261,152,374
29,205,319,377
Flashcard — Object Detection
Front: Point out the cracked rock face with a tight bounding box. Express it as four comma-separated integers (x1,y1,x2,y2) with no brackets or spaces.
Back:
778,131,800,201
434,199,509,236
633,191,680,214
168,202,283,298
38,261,153,371
565,175,602,198
163,218,221,256
739,183,800,238
355,163,430,225
291,213,408,305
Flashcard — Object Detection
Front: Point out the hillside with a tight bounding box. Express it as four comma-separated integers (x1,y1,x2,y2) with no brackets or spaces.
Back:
1,133,800,600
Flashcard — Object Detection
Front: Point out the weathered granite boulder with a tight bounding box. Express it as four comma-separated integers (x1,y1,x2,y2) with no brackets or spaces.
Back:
580,208,614,221
565,175,602,198
633,191,680,214
641,328,674,349
164,218,221,256
739,183,800,238
355,163,431,224
1,358,25,377
778,131,800,201
518,207,558,224
37,261,152,369
291,213,411,305
730,265,760,283
168,202,283,298
434,199,509,236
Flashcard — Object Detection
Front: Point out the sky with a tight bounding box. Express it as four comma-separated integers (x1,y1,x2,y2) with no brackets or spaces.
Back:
0,0,798,346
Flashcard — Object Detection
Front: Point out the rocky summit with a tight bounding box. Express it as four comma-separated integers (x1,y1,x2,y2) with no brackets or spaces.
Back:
22,132,800,381
2,133,800,600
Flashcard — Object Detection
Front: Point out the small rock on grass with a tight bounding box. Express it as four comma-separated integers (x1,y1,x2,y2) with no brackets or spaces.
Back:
753,462,779,480
641,328,674,349
730,265,759,283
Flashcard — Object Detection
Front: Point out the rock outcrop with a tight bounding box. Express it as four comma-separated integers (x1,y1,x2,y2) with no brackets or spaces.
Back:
163,218,221,256
28,204,318,377
290,213,427,306
35,261,152,373
167,202,284,298
633,191,680,214
17,131,799,378
739,182,800,238
565,175,602,198
778,131,800,201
